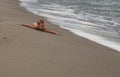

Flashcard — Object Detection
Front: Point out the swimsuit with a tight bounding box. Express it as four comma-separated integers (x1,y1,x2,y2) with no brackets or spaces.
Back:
36,27,45,31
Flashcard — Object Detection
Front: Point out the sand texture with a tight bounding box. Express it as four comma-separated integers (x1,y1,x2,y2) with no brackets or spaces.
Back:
0,0,120,77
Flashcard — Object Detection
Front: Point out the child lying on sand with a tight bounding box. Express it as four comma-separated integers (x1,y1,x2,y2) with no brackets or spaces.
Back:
20,20,59,35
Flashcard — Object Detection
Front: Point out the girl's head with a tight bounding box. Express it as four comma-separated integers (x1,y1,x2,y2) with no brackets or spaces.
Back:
39,20,44,23
37,19,44,25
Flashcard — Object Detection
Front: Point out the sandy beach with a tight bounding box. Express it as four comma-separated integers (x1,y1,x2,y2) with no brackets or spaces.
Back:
0,0,120,77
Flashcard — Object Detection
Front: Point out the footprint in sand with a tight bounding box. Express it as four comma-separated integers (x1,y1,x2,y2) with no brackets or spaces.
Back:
0,33,6,40
3,37,6,39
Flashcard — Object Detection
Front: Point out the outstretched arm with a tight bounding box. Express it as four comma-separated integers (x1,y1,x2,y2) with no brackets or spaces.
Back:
44,28,59,35
19,24,36,29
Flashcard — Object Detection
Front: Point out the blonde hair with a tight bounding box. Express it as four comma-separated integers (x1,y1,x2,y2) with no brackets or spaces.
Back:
39,20,44,23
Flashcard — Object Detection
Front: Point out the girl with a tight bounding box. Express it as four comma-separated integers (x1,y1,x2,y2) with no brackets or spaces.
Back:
20,20,59,35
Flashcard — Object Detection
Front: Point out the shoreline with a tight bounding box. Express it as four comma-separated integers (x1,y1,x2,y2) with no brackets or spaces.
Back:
19,0,120,52
0,0,120,77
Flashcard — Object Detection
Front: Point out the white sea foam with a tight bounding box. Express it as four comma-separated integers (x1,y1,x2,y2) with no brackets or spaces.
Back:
48,19,120,52
19,0,38,2
19,0,120,52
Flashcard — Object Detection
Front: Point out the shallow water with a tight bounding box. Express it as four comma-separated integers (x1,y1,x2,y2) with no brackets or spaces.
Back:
19,0,120,52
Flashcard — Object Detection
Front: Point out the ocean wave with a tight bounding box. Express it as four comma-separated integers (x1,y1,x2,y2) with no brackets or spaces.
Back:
19,0,38,2
19,0,120,52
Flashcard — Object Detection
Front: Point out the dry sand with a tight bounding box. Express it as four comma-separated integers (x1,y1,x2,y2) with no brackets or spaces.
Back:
0,0,120,77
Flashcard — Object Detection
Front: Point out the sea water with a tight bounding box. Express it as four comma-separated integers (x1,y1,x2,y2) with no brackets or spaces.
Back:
19,0,120,52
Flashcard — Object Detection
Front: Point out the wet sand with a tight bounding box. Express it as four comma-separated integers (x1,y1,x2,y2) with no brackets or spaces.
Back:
0,0,120,77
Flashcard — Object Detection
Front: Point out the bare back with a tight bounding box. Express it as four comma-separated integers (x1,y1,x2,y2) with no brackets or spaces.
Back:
32,22,38,28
